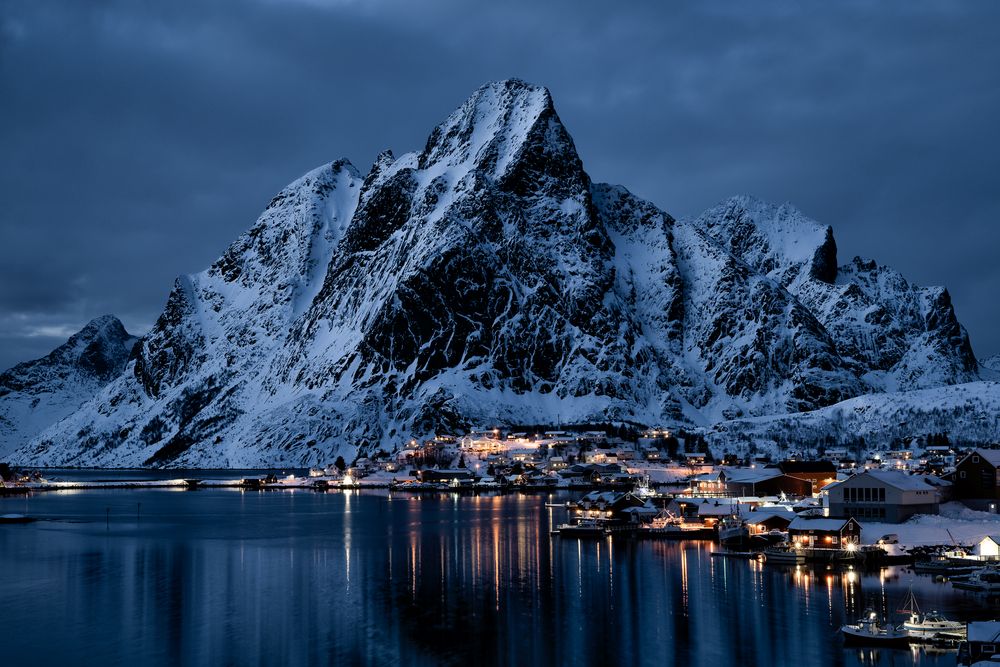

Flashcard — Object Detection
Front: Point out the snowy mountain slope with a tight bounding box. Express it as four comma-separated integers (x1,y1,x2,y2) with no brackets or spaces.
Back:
8,79,990,467
982,355,1000,373
0,316,136,458
698,196,979,392
707,381,1000,454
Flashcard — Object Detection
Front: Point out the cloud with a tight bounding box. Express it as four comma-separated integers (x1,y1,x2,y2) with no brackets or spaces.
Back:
1,0,998,371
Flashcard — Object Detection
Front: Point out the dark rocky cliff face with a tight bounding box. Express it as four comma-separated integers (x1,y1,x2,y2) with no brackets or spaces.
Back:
8,80,985,467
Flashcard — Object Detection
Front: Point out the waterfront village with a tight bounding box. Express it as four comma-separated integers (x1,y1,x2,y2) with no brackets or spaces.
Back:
5,426,1000,655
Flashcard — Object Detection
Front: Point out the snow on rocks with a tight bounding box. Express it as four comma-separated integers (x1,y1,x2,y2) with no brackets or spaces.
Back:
3,80,992,467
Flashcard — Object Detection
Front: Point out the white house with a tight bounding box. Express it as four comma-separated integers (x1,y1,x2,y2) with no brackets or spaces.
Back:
976,535,1000,559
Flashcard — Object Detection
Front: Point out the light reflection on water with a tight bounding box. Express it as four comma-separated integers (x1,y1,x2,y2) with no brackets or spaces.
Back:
0,488,990,666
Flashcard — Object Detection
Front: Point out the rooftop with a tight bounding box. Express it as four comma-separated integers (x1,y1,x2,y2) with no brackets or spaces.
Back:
777,460,837,474
848,469,937,491
968,449,1000,467
968,621,1000,643
788,517,853,532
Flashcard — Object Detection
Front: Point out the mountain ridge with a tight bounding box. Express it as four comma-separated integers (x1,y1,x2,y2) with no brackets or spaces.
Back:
3,79,989,466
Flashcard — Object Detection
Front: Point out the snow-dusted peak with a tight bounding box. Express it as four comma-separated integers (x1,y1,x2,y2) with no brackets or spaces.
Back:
697,195,837,285
8,80,989,468
0,315,137,458
4,315,137,382
211,159,361,292
418,79,555,178
360,79,583,206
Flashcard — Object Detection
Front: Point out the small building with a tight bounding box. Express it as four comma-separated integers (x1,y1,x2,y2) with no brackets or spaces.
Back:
746,510,795,536
667,497,739,522
569,491,647,525
418,468,475,484
774,460,838,494
827,470,941,522
788,516,862,549
950,449,1000,511
964,621,1000,665
976,535,1000,560
823,448,849,462
720,468,812,498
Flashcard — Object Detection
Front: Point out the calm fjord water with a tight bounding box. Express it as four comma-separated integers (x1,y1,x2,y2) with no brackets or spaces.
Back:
0,487,982,666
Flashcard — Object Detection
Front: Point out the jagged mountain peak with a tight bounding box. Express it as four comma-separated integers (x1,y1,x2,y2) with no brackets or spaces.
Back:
7,81,988,467
2,315,135,382
419,78,557,175
697,195,837,285
365,79,583,200
0,315,138,458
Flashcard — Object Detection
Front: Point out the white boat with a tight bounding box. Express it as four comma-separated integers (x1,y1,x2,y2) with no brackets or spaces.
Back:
902,612,966,640
841,609,910,648
554,519,606,538
898,588,966,640
763,543,805,564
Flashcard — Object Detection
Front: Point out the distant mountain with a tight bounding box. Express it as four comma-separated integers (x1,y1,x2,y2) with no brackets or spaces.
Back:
0,315,136,459
982,355,1000,373
6,80,989,467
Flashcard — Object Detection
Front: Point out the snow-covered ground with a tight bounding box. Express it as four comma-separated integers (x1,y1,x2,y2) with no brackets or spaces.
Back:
860,502,1000,549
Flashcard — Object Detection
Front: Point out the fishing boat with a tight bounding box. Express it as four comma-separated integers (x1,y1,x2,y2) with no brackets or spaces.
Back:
554,519,607,538
718,515,750,549
898,588,966,641
0,514,36,524
763,543,805,564
913,559,981,576
636,512,715,539
841,609,910,647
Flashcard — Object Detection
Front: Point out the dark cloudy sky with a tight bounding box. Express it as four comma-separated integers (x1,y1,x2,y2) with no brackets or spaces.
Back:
2,0,998,371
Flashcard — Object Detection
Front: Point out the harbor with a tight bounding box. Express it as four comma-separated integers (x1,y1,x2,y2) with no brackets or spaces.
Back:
2,485,998,666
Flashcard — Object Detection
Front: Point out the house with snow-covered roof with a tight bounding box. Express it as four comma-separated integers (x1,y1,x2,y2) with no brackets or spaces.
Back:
787,516,862,548
975,535,1000,560
964,620,1000,664
950,448,1000,511
827,470,940,522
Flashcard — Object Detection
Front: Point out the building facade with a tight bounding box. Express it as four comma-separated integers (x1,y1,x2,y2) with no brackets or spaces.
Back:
827,470,940,522
951,449,1000,511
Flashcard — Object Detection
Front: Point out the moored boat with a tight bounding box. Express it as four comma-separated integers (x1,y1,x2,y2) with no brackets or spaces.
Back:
841,609,910,647
898,588,966,641
554,520,607,538
952,566,1000,594
718,515,750,549
763,544,805,564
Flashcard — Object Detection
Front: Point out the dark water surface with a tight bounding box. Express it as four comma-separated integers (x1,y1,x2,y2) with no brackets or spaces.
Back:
1,487,991,666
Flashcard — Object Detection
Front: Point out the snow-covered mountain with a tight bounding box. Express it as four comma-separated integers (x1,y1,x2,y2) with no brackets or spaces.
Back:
697,196,979,392
982,355,1000,373
6,80,989,467
0,315,136,459
708,381,1000,456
